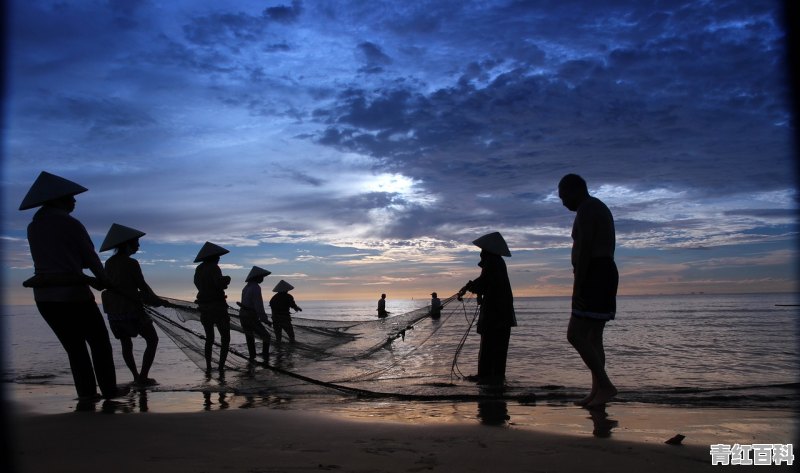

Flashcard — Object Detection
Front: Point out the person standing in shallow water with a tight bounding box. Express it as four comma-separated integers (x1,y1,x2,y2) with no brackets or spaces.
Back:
429,292,442,320
100,223,164,387
269,280,302,343
377,293,388,318
19,171,126,401
458,232,516,386
558,173,619,407
193,242,232,375
238,266,272,362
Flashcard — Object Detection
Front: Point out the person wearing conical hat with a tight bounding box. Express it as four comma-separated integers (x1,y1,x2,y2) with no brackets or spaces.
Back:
100,223,164,386
19,171,126,401
558,173,618,407
429,292,442,320
193,241,232,374
457,231,516,386
237,266,272,362
268,280,302,343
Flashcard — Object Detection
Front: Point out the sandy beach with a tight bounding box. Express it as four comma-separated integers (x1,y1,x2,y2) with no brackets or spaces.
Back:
6,384,797,472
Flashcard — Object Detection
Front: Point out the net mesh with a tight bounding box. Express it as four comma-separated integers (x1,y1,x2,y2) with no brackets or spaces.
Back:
144,294,498,399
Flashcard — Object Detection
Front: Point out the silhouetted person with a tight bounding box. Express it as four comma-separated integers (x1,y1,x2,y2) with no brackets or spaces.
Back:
193,241,232,374
19,171,126,400
429,292,442,320
100,223,163,386
558,173,618,407
238,266,272,362
377,293,388,318
458,232,516,386
269,279,302,343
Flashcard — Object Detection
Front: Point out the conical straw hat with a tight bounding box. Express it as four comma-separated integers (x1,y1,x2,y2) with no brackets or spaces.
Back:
272,279,294,292
472,231,511,257
194,241,229,262
19,171,88,210
246,266,271,282
100,223,146,252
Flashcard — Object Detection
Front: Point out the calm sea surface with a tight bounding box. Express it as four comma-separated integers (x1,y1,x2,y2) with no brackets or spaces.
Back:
3,293,798,411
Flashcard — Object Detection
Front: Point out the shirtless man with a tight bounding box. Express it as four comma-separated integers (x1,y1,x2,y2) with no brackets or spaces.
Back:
558,174,618,407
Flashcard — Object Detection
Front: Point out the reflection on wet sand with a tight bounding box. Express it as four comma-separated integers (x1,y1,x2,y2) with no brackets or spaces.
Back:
587,405,619,438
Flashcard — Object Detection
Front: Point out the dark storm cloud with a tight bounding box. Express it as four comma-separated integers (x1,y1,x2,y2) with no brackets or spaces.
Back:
33,95,157,139
264,0,303,24
183,11,269,47
357,41,393,74
311,0,790,207
4,0,796,300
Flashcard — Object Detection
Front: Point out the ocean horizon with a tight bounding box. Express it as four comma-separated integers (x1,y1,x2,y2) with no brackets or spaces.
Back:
3,292,798,414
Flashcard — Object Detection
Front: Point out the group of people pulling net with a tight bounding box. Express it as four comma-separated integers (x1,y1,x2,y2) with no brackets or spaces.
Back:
19,170,618,407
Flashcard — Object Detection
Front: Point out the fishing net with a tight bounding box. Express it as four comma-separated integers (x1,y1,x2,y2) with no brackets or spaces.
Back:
144,293,501,399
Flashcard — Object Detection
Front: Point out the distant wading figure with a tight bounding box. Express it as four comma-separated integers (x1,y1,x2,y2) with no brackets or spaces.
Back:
100,223,164,386
19,171,125,401
429,292,442,320
238,266,272,362
458,232,517,386
193,242,232,374
558,173,619,407
377,293,388,318
269,280,302,343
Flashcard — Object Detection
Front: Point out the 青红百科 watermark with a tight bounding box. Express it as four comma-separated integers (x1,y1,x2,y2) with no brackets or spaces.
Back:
710,444,794,466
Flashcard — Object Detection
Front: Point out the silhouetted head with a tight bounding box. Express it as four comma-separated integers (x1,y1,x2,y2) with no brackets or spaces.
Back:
116,238,140,256
100,223,146,253
46,195,77,213
558,173,589,212
431,292,437,298
381,293,386,299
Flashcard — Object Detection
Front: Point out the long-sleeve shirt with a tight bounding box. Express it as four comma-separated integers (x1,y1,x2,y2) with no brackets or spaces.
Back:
465,252,517,333
240,281,267,319
27,206,105,302
102,253,157,317
269,292,300,316
194,261,228,310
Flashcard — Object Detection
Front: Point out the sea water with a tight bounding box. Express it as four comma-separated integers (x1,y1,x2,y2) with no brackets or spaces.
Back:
2,293,798,412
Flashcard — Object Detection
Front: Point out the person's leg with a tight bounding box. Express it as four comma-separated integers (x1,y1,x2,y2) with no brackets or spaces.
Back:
492,327,511,381
119,336,138,382
476,334,490,379
477,329,509,385
200,312,216,373
273,319,284,343
242,320,257,360
585,321,615,407
285,321,295,343
37,301,98,398
81,302,120,398
567,316,615,406
138,319,159,383
253,322,271,359
217,315,231,371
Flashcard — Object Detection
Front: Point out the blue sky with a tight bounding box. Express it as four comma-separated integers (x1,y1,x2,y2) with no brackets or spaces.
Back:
2,0,796,304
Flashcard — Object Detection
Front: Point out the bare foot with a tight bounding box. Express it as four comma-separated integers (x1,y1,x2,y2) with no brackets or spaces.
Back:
586,386,617,407
574,391,596,406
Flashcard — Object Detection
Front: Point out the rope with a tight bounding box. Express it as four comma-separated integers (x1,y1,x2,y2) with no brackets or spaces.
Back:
450,294,479,381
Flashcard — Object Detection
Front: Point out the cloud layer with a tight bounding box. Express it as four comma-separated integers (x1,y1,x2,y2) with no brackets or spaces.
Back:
3,0,796,302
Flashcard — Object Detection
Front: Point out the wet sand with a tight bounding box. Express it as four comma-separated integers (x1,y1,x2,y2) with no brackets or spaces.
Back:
6,385,798,472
